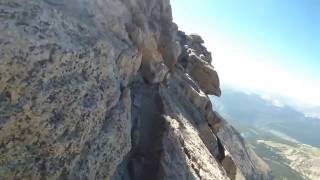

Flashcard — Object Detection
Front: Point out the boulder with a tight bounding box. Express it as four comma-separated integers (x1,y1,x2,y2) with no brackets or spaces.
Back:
189,33,205,44
187,53,221,96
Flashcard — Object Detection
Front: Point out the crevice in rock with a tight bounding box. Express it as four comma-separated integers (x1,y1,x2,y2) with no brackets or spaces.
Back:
112,78,166,180
207,121,239,180
216,136,226,162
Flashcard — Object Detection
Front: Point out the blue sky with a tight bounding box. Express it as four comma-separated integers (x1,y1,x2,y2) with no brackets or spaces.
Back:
171,0,320,108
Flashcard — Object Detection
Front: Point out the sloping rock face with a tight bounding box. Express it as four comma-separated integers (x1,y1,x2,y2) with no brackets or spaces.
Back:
0,0,271,179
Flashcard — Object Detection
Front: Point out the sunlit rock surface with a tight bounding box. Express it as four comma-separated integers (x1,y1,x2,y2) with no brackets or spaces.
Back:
0,0,271,179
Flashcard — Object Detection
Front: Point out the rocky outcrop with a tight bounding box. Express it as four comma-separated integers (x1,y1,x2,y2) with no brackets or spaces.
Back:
178,32,221,96
0,0,271,179
209,113,271,180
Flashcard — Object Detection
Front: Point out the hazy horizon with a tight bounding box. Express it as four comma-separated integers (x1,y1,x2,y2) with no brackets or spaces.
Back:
171,0,320,112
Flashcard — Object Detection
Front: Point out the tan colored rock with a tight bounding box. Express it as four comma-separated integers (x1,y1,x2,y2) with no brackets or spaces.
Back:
221,152,246,180
159,76,226,174
187,53,221,96
177,32,220,95
140,62,169,83
137,33,168,83
222,155,237,180
162,40,182,69
169,67,210,112
213,115,272,180
158,114,229,180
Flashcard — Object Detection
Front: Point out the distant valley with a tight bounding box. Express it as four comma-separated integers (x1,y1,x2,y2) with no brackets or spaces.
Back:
211,89,320,180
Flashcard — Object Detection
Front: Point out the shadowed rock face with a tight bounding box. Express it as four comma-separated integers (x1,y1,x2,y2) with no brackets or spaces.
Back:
0,0,271,179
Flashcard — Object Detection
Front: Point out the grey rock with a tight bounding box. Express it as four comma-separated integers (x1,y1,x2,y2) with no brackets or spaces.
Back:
0,0,271,179
212,113,272,180
189,34,204,44
177,32,221,96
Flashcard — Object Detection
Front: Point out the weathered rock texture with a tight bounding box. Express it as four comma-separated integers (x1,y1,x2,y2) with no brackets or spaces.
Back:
0,0,271,179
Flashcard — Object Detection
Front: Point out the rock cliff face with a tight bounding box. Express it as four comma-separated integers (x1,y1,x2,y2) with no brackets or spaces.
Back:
0,0,271,179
